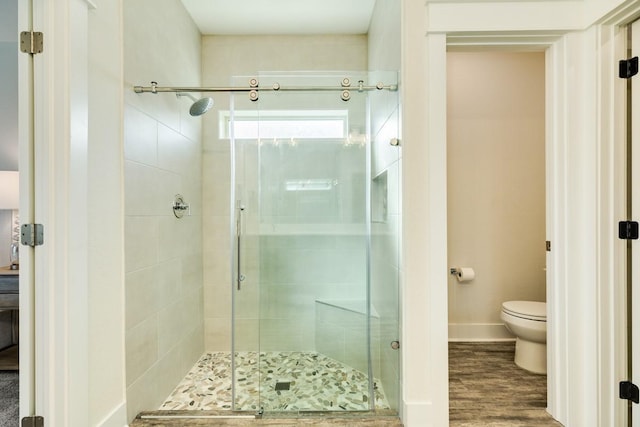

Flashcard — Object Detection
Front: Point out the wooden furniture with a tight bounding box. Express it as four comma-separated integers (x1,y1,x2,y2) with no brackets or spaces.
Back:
0,266,19,309
0,266,18,370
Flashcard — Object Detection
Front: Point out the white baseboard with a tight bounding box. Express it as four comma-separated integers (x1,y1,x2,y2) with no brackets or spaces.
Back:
448,323,515,342
402,401,432,427
96,401,128,427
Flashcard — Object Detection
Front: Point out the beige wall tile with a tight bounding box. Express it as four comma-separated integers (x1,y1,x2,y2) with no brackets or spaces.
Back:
202,151,231,217
232,318,259,352
204,317,231,351
202,215,232,284
182,255,204,293
201,35,369,350
203,282,232,319
157,216,186,262
124,105,158,166
125,267,159,330
124,217,159,273
157,123,197,176
180,324,205,374
123,0,204,416
124,162,161,216
155,260,183,310
157,299,185,357
259,319,315,352
125,316,158,386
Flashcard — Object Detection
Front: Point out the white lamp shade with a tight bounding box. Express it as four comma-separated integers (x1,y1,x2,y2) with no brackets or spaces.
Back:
0,171,19,210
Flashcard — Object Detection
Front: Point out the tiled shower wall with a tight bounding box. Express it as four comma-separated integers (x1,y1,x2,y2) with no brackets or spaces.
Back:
123,0,204,420
201,35,368,351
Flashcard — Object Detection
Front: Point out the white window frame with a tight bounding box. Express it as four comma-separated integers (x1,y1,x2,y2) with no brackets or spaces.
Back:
219,109,349,140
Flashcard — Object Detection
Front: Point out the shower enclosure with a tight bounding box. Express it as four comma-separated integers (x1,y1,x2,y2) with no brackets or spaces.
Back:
229,72,400,413
125,71,400,418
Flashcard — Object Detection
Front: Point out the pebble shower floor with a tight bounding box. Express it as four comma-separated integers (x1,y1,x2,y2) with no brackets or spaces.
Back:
160,352,390,412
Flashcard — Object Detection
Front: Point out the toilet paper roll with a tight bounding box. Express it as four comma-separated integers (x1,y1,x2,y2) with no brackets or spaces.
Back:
456,267,475,283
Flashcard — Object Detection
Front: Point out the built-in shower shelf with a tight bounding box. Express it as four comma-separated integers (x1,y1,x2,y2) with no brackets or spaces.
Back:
315,298,379,318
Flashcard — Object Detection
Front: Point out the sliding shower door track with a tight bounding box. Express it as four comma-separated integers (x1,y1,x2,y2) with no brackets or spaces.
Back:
134,409,402,425
139,411,260,420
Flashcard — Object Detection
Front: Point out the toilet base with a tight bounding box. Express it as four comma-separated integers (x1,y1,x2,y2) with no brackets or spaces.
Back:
514,337,546,374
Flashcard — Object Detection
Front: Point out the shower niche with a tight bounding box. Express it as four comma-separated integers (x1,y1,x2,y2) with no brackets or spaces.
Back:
372,171,388,224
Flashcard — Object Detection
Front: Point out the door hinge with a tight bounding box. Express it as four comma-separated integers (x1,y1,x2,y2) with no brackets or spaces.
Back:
20,31,43,55
619,221,639,240
21,224,44,247
21,416,44,427
620,381,640,403
619,57,639,79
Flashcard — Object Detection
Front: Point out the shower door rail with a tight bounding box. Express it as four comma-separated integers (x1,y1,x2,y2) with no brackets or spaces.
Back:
133,79,397,96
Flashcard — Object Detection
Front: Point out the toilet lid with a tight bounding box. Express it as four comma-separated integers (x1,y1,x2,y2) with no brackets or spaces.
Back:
502,301,546,321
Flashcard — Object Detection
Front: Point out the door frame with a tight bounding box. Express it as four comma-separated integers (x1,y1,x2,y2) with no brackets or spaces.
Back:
597,5,640,426
631,18,640,427
25,0,92,424
626,12,640,427
404,21,632,427
441,35,570,422
18,0,35,418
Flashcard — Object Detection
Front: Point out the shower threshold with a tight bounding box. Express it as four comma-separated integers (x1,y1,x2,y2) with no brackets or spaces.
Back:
129,410,402,427
132,409,402,426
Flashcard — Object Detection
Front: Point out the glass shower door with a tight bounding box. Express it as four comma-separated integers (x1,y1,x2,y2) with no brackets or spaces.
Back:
231,83,263,411
231,72,399,413
368,70,401,412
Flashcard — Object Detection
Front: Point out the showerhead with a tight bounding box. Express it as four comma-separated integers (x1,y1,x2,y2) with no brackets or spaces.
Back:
176,92,214,116
189,97,214,116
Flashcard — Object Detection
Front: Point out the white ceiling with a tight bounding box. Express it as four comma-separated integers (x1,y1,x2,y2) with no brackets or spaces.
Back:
180,0,377,35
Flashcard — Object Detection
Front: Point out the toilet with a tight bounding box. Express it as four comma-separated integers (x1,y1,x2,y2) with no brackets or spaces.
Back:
501,301,547,374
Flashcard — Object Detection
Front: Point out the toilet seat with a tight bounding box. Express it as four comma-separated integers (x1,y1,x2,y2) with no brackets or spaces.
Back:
502,301,546,322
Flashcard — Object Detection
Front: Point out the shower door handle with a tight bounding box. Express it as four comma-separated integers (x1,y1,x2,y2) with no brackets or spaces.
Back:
236,203,245,290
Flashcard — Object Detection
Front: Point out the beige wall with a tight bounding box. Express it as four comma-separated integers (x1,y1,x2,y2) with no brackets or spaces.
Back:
447,51,546,340
201,35,368,351
123,0,204,420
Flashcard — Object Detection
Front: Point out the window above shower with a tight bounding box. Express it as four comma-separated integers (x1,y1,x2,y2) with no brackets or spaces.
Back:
219,110,349,140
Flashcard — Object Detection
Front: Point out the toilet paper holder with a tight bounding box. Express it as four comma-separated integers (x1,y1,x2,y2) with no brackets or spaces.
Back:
449,267,475,282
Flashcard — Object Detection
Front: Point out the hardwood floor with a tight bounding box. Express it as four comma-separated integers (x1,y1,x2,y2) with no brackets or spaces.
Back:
449,342,563,427
132,342,562,426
